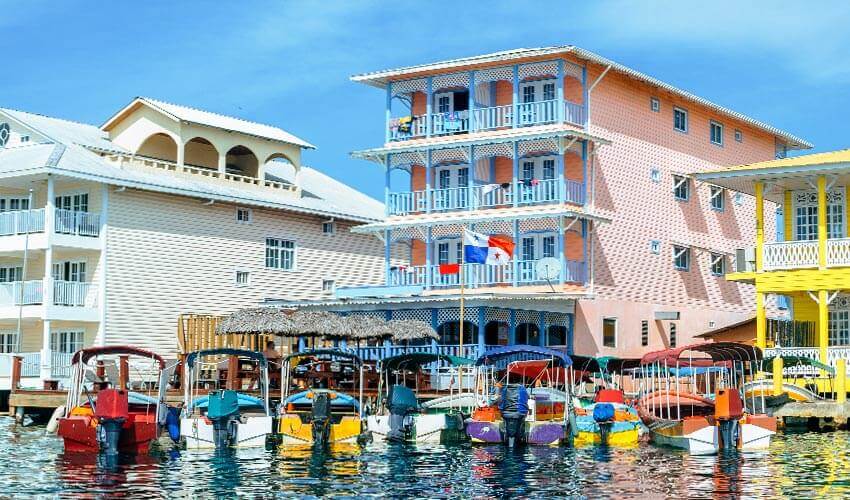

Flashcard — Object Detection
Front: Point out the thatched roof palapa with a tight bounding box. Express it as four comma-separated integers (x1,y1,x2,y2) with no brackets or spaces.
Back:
216,307,296,336
290,310,349,338
386,319,439,342
343,315,393,341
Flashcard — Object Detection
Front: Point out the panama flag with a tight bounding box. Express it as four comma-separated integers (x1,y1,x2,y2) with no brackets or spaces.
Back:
463,229,514,265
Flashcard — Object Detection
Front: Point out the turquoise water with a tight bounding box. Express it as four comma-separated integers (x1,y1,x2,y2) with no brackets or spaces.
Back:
2,417,849,498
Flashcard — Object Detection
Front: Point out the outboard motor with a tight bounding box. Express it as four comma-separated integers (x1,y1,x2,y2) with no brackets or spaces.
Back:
592,403,616,445
207,390,240,449
387,385,419,442
95,389,129,455
715,388,744,450
499,384,529,448
311,392,333,447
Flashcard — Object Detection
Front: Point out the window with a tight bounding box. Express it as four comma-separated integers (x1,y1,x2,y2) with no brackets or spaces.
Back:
650,97,660,112
669,323,677,347
265,238,295,270
710,186,725,211
0,331,17,353
829,309,850,346
710,253,725,276
236,207,252,224
710,121,724,145
603,318,617,348
650,168,661,183
650,240,661,254
641,320,649,347
322,279,335,293
793,190,846,240
0,197,30,212
542,82,556,101
673,107,688,132
735,129,743,143
673,175,689,201
0,266,23,282
734,192,744,206
322,221,336,234
235,270,250,286
673,245,690,271
51,330,84,354
19,135,29,143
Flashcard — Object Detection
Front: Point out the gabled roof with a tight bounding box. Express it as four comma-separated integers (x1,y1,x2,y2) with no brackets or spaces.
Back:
0,107,128,153
351,45,811,150
699,148,850,177
101,97,315,149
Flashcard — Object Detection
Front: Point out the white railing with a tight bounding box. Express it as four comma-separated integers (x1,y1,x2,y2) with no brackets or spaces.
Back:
430,110,469,135
431,187,471,211
564,100,587,126
517,179,559,204
389,260,586,289
54,209,100,237
565,179,585,205
765,347,850,375
387,265,428,287
517,100,559,126
471,104,513,131
356,344,485,362
827,238,850,267
51,351,74,379
386,190,428,215
53,281,98,307
565,259,586,284
0,280,44,306
0,209,45,236
475,183,513,208
20,352,40,378
763,240,818,270
388,115,427,141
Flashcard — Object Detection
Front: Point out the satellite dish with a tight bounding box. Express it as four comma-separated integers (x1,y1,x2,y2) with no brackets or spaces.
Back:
535,257,562,281
0,123,9,148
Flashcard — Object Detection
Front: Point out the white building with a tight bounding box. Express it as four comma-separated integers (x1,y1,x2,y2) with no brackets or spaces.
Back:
0,98,386,389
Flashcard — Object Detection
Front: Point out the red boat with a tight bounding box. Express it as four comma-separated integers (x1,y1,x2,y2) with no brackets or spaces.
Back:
57,346,169,454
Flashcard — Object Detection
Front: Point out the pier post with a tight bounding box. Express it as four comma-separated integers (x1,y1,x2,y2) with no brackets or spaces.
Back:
10,355,22,391
227,355,239,390
837,359,846,404
118,355,129,390
772,357,783,397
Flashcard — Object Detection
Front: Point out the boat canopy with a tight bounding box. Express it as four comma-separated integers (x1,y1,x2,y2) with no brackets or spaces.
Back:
283,348,362,366
760,355,835,375
190,393,266,410
71,346,165,369
640,342,762,366
507,359,569,381
475,344,572,367
596,356,641,373
379,353,473,372
569,355,600,373
283,389,360,409
185,348,267,369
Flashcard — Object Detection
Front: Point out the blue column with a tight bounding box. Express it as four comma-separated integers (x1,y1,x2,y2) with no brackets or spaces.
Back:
512,65,519,128
512,142,519,208
477,307,486,357
582,66,589,129
468,71,476,132
567,313,575,355
509,309,517,345
581,141,588,205
298,337,306,352
385,154,392,216
539,311,546,347
384,229,391,285
581,220,589,285
468,145,475,211
425,77,433,138
512,219,520,286
556,60,564,123
557,149,565,204
385,82,392,143
431,309,439,354
559,216,566,284
425,226,433,290
385,310,392,359
425,149,432,214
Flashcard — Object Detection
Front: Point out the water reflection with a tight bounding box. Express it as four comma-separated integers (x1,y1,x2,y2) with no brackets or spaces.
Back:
2,418,850,497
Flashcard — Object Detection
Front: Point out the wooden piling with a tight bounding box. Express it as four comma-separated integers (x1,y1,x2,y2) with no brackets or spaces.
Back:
10,356,22,391
837,359,847,404
772,356,783,396
118,355,129,390
227,355,239,390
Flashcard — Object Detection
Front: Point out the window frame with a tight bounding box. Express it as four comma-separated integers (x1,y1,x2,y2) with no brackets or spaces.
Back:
0,331,18,353
602,317,617,348
234,270,251,287
50,330,84,354
650,168,661,183
673,107,688,133
734,129,743,143
641,320,649,347
669,322,677,348
322,221,336,235
322,279,336,293
673,245,690,271
265,237,297,271
236,207,253,224
710,252,726,276
673,174,690,201
650,97,660,113
710,186,725,211
710,120,724,146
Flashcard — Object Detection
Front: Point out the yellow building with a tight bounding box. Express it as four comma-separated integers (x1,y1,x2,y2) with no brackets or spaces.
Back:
697,149,850,368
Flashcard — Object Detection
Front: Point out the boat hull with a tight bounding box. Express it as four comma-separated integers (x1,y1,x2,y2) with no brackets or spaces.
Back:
58,414,158,454
277,414,362,445
648,418,718,455
366,413,465,443
466,419,566,446
573,422,641,447
181,415,273,449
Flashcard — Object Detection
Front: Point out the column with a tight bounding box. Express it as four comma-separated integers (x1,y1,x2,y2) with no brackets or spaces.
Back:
567,313,575,355
425,149,432,214
512,142,519,208
176,140,185,169
512,65,519,128
818,289,829,365
512,219,520,286
384,155,391,217
538,311,546,347
509,309,517,345
558,217,566,284
468,145,475,211
385,82,393,144
96,184,108,346
581,65,589,129
477,307,486,357
44,177,55,322
557,149,565,204
468,71,476,132
431,309,439,355
384,230,391,286
581,141,588,206
755,181,764,272
556,60,565,123
425,227,433,289
40,319,51,380
817,175,827,269
217,153,227,174
425,77,433,138
756,292,766,349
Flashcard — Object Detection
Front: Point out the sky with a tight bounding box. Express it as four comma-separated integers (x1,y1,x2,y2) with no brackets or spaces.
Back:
2,1,849,201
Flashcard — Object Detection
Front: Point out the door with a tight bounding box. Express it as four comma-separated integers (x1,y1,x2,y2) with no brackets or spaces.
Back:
51,330,84,354
519,79,557,124
519,233,558,281
434,239,462,286
53,261,86,306
434,166,470,209
519,157,557,202
433,92,455,134
55,193,89,234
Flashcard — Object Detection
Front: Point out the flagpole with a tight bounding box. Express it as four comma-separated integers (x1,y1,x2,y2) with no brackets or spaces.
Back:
458,228,465,393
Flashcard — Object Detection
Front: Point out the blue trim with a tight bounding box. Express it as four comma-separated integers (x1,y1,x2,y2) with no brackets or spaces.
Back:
581,65,588,130
385,82,392,144
567,313,574,355
512,219,520,286
298,337,306,351
475,344,572,366
557,150,565,203
468,71,476,131
556,59,564,123
581,141,587,206
336,284,423,298
468,145,475,211
384,154,391,217
489,157,496,183
489,81,496,107
384,229,391,285
559,217,566,284
581,220,588,285
186,348,267,369
425,77,433,138
509,309,516,344
425,149,432,214
512,65,519,129
425,226,433,289
538,311,546,347
512,142,519,208
477,307,486,357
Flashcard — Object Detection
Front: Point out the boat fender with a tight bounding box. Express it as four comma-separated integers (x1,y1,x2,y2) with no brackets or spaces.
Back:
165,407,181,442
45,405,65,434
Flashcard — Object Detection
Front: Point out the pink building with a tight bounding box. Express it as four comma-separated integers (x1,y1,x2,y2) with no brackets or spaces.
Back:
271,46,810,359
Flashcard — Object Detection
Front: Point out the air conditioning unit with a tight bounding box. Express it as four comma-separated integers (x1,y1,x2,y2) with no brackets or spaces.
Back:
735,247,756,272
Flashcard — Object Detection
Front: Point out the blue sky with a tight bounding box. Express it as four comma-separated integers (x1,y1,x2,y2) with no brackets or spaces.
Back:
3,1,849,200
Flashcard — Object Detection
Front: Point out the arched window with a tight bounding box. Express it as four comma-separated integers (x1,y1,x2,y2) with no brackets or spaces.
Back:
225,145,259,178
437,321,478,345
184,137,218,170
136,133,177,162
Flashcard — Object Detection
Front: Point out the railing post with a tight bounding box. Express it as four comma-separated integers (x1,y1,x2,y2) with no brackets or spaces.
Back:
756,292,766,349
468,145,475,211
512,65,519,129
817,175,827,269
557,59,565,123
559,216,566,284
512,142,519,208
425,227,433,290
755,181,764,272
512,219,520,286
425,77,433,138
385,154,392,217
226,355,238,391
11,355,22,391
468,71,476,132
385,82,392,144
425,149,432,214
837,359,847,404
384,230,391,286
818,289,829,367
581,65,589,129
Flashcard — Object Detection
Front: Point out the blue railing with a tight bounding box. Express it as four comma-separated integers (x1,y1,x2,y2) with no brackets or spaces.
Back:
387,260,586,288
356,344,494,362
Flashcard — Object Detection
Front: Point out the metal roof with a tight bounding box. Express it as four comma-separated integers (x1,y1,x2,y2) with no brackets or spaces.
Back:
0,107,128,153
101,97,315,149
351,45,811,150
264,291,586,309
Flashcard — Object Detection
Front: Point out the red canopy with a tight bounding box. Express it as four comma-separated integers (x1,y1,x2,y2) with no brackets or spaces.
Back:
71,346,165,369
640,342,762,366
507,360,568,383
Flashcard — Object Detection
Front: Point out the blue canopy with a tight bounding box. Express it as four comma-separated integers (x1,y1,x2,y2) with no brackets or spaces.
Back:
475,344,572,367
283,348,362,366
283,389,360,410
190,392,265,411
185,348,267,369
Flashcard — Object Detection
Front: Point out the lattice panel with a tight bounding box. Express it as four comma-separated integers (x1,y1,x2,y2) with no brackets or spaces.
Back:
392,78,427,97
348,310,387,319
519,217,559,232
518,138,559,158
545,312,568,328
392,309,432,322
476,220,513,235
474,142,514,161
431,147,469,165
564,140,583,155
564,60,583,79
515,310,539,325
438,308,460,324
433,72,470,90
485,308,510,324
390,226,426,242
794,189,844,205
519,61,558,80
833,295,850,309
476,66,514,84
431,224,464,239
390,151,426,169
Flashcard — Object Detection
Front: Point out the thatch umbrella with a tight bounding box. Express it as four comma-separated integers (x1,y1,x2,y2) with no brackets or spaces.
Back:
386,319,439,343
343,315,393,341
216,307,297,336
289,310,351,346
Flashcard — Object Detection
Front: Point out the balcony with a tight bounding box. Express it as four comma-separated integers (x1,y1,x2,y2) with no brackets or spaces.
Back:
760,238,850,271
0,351,75,389
0,208,100,239
386,179,585,216
388,260,586,289
0,280,98,308
388,100,586,142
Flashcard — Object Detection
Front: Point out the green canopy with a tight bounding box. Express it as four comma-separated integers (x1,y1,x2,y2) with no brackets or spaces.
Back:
596,356,641,373
379,353,473,372
760,355,835,375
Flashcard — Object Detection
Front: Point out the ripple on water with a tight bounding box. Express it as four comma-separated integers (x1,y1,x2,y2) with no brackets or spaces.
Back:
1,417,850,498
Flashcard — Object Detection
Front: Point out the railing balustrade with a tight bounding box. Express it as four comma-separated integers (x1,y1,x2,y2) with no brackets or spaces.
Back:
51,351,74,379
356,343,497,362
20,352,40,378
430,110,469,135
0,280,44,306
53,281,97,307
516,179,559,205
54,209,100,237
516,100,559,126
471,104,513,131
0,280,97,308
564,179,585,205
826,238,850,267
387,260,586,289
388,115,427,141
763,240,818,270
0,208,45,236
564,100,586,126
431,187,470,212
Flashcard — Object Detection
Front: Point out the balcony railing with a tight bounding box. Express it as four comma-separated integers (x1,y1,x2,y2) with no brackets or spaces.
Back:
386,180,585,216
388,260,585,289
355,344,486,362
764,347,850,375
0,280,44,306
20,352,40,377
53,281,98,307
388,99,587,142
55,209,100,237
0,351,75,381
0,280,97,308
0,209,45,236
760,238,850,271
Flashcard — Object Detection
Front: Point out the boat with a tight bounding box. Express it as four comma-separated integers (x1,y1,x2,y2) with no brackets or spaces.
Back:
58,346,170,454
465,345,572,447
365,352,474,443
180,348,274,449
636,342,776,455
277,348,365,446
